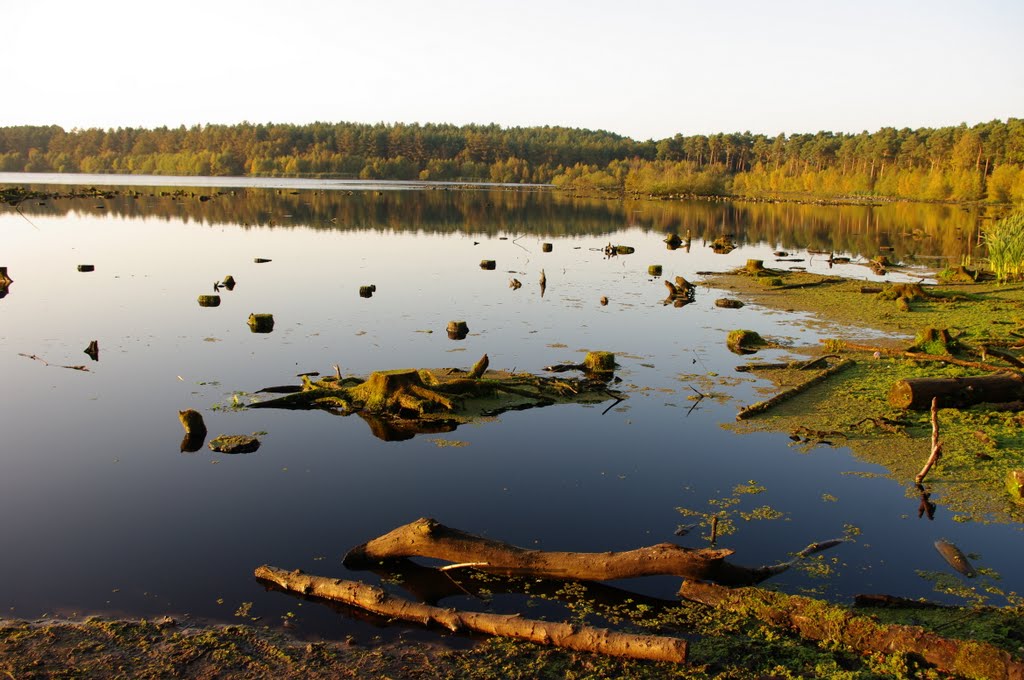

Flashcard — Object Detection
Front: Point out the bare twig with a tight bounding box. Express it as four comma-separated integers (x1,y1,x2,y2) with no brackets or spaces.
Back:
18,353,90,372
914,397,943,484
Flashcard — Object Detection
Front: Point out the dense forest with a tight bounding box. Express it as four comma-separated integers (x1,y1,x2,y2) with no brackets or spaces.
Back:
1,119,1022,203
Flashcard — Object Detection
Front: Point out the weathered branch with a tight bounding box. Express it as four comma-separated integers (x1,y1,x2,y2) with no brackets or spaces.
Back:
838,341,1018,373
343,518,815,587
914,397,943,484
255,565,687,663
677,580,1023,680
736,359,855,420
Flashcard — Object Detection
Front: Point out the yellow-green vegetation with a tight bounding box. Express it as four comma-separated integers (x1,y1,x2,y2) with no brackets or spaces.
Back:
984,212,1024,282
711,270,1024,525
4,120,1023,203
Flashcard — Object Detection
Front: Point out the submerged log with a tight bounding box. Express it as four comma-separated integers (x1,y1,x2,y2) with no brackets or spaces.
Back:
480,260,496,270
677,580,1024,680
888,374,1024,410
736,359,855,420
343,517,795,586
254,565,687,663
178,409,207,453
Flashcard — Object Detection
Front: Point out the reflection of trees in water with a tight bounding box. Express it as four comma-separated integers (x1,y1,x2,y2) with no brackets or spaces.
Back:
12,185,1000,261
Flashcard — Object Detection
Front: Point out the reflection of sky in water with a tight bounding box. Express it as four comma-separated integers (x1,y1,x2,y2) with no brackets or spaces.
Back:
0,183,1014,639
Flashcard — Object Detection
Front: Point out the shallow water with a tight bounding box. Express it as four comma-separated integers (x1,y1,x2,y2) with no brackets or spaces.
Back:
0,174,1015,639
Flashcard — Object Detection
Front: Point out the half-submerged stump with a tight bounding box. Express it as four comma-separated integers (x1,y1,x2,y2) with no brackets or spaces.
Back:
727,329,767,355
83,340,99,361
251,359,623,441
248,313,274,333
744,259,766,275
664,233,682,248
663,276,695,306
648,265,663,276
480,260,496,270
197,294,221,307
583,351,615,375
77,264,95,272
541,242,553,252
715,298,744,309
349,369,456,415
710,236,735,253
358,285,375,298
178,409,207,453
447,320,468,340
221,275,236,290
0,267,11,285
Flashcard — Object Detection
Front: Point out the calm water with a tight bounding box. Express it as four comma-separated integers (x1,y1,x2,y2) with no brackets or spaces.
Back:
0,173,1015,639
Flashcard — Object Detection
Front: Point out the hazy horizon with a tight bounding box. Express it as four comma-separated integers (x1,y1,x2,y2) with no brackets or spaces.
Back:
4,0,1021,141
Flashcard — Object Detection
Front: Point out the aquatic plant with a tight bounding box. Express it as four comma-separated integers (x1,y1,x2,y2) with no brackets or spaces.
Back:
983,212,1024,283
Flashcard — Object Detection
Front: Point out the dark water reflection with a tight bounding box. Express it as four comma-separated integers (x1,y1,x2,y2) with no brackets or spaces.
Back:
0,174,1017,642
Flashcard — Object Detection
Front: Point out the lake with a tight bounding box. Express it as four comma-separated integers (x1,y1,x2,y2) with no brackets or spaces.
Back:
0,173,1014,640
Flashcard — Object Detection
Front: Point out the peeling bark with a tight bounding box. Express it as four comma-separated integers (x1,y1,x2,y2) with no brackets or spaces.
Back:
254,565,688,663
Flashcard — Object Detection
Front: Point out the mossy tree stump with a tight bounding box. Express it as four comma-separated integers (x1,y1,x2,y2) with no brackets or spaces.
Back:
248,313,275,333
648,265,663,276
583,351,615,374
727,330,767,354
178,409,207,452
349,369,456,415
198,295,221,307
744,259,766,275
480,260,496,270
542,243,553,252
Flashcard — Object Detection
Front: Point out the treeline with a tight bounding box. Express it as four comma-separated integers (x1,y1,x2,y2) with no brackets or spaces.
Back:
1,119,1022,202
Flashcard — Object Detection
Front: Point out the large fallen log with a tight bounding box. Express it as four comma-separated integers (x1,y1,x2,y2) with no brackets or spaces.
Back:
888,373,1024,410
254,565,688,663
343,517,809,586
678,580,1024,680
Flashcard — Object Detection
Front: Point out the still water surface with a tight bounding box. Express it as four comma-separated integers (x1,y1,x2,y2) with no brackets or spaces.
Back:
0,174,1015,639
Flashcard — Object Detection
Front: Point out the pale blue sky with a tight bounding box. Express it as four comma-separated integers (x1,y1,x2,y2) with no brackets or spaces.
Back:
4,0,1021,140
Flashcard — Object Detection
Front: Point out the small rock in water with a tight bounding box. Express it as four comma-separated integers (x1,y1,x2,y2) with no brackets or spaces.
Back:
209,434,261,454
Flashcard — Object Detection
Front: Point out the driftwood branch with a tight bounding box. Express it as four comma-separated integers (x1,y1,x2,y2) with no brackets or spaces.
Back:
837,341,1018,373
915,397,943,484
18,352,90,372
678,580,1023,680
255,565,688,663
736,359,855,420
343,518,829,587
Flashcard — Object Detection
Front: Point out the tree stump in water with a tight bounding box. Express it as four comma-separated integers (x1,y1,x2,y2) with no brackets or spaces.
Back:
248,313,274,333
727,330,767,354
584,351,615,374
542,243,553,252
0,267,11,285
178,409,207,452
359,285,374,298
222,275,236,290
446,320,468,340
745,259,765,275
77,264,95,272
349,369,456,415
480,260,496,270
648,265,663,276
197,295,221,307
